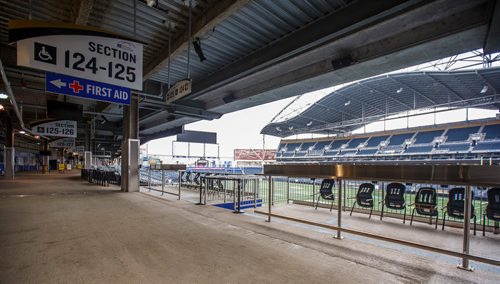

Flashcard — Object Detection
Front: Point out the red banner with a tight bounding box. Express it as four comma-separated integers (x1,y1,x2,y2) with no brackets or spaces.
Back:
234,149,276,160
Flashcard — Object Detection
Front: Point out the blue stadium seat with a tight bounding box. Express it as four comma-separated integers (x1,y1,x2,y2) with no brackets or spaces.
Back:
328,140,349,150
338,149,357,156
284,143,302,151
437,143,471,152
344,137,367,149
357,148,378,155
413,130,443,144
313,140,333,150
482,124,500,140
473,141,500,152
445,126,479,142
324,149,340,156
404,145,434,154
365,135,389,147
294,152,307,157
387,133,414,146
300,142,317,151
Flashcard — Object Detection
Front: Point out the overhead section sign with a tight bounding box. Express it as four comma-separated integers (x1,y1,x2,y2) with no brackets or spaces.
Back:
16,34,143,90
49,138,75,148
46,72,131,105
31,120,77,138
166,79,192,103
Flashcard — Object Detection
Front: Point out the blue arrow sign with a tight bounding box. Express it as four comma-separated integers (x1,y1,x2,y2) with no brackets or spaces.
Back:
45,72,131,105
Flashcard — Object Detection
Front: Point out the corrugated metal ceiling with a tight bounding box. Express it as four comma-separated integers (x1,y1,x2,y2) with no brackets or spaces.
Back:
261,67,500,137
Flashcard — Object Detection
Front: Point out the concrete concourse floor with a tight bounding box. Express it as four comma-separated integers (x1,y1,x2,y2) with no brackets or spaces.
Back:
1,172,499,283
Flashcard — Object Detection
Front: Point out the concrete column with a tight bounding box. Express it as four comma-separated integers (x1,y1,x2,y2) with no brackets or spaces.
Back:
5,119,14,179
84,124,91,152
42,140,49,173
121,96,139,192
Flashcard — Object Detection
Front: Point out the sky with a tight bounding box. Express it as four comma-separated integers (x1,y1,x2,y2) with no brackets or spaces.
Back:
144,98,294,160
144,50,499,163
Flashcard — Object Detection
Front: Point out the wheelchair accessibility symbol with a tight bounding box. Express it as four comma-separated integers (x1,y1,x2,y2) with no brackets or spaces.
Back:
34,42,57,65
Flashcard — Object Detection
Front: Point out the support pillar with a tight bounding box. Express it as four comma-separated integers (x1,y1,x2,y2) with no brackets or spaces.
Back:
5,119,14,179
42,140,50,174
121,96,139,192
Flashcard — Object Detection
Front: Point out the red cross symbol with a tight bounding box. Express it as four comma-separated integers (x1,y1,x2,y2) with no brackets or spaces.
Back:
69,80,84,93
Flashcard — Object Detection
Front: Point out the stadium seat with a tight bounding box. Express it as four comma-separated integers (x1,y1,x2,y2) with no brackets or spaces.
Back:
442,188,476,235
349,183,375,219
380,183,407,223
410,187,438,229
413,130,443,144
344,138,367,149
483,188,500,236
444,126,479,142
314,179,336,211
481,124,500,140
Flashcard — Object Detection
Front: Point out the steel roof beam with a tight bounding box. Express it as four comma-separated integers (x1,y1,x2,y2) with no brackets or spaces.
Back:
73,0,95,25
483,0,500,54
144,0,251,80
386,75,438,105
356,81,413,110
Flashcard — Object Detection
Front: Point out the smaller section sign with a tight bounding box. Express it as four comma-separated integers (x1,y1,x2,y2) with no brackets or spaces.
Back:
49,138,75,148
75,146,85,155
166,79,192,103
46,72,130,105
32,120,77,138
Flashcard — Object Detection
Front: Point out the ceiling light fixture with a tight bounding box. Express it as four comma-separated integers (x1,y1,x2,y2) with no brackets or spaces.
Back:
344,100,351,106
19,130,26,134
0,92,8,99
480,85,488,93
145,0,157,7
396,87,403,93
0,104,4,111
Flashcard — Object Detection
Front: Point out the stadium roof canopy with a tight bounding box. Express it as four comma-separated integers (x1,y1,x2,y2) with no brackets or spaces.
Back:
261,67,500,138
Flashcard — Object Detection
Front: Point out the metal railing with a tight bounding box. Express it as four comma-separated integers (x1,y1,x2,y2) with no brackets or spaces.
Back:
257,163,500,271
145,168,182,199
197,175,262,213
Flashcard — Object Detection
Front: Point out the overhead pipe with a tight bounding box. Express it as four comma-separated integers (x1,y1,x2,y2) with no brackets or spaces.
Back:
0,58,48,140
1,58,27,131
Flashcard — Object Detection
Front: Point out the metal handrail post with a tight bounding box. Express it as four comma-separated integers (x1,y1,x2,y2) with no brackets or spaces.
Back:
233,179,237,212
335,178,343,239
223,179,227,202
161,170,165,195
286,177,290,204
312,179,316,207
343,180,346,211
195,174,203,205
178,171,182,198
234,179,242,213
459,185,473,271
178,171,181,200
204,177,208,204
267,176,272,222
253,179,257,208
271,178,275,206
148,167,151,191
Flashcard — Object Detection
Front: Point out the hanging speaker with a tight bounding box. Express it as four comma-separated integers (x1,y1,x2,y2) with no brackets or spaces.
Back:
331,56,354,70
223,94,236,104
